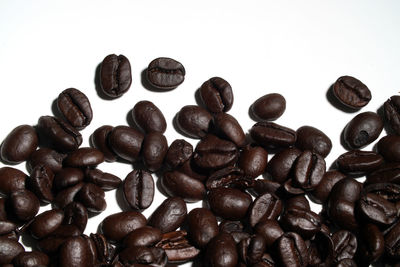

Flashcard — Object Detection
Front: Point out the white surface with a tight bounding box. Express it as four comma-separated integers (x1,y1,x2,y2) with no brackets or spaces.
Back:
0,0,400,265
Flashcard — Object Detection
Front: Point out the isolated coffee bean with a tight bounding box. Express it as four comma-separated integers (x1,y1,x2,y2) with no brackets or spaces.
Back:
9,190,40,221
333,75,371,109
205,233,238,267
276,232,308,267
357,223,384,264
108,125,144,162
367,162,400,184
250,121,296,149
384,95,400,135
1,125,38,164
141,132,168,172
123,226,162,247
293,150,326,191
148,197,187,233
165,139,193,169
28,165,54,203
85,168,121,190
123,170,154,210
309,170,346,204
187,208,218,248
208,187,252,220
59,236,92,267
0,167,27,195
332,230,357,262
358,192,397,225
336,150,383,176
64,147,104,167
77,183,106,213
254,219,284,248
132,100,167,133
161,170,206,202
54,167,84,190
239,145,268,178
63,202,88,233
100,54,132,98
280,208,321,239
0,237,24,264
147,57,185,89
90,125,117,162
27,148,66,173
248,192,282,227
176,105,212,138
378,135,400,162
199,77,233,113
251,93,286,121
30,209,64,239
266,147,301,183
295,126,332,157
12,251,49,267
101,211,147,242
54,182,84,209
57,88,92,130
343,111,383,149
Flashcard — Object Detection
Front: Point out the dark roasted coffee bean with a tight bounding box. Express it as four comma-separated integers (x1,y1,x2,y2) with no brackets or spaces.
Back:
282,179,305,195
329,178,362,203
12,251,49,267
205,233,238,267
30,209,64,239
206,166,251,190
343,111,383,149
85,168,121,190
77,183,106,213
90,125,117,162
132,100,167,133
249,192,282,227
251,93,286,121
364,182,400,202
90,233,114,264
187,208,218,248
213,112,246,147
64,147,104,167
294,150,326,191
253,253,276,267
176,105,212,138
332,230,357,262
219,220,244,233
254,219,284,248
28,165,54,203
37,115,82,152
54,167,84,190
285,195,310,211
276,232,308,267
119,246,167,266
295,126,332,157
123,226,162,247
357,223,384,264
337,150,383,176
250,121,296,149
367,162,400,184
0,167,27,195
193,134,238,171
9,190,39,221
0,198,6,221
309,170,346,204
0,237,24,264
378,135,400,162
208,187,252,220
27,148,66,173
123,170,154,210
239,145,268,178
280,208,321,239
59,235,92,267
177,157,208,182
239,234,267,265
165,139,193,169
0,220,16,236
57,88,92,130
307,231,334,267
64,202,88,233
333,75,371,109
199,77,233,113
148,197,187,233
328,199,358,231
1,125,38,164
384,95,400,135
335,259,357,267
253,179,281,196
101,211,147,242
100,54,132,98
141,132,168,172
54,182,84,208
37,225,80,255
358,192,397,225
384,220,400,259
161,170,206,202
266,147,301,183
147,57,185,89
108,125,144,162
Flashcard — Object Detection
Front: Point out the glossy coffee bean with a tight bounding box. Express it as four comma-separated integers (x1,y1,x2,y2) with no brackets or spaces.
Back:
1,125,38,164
219,220,244,233
119,246,167,266
64,147,104,167
343,111,383,149
366,162,400,184
357,223,384,264
280,208,321,239
12,251,49,267
176,105,212,138
90,125,117,162
378,135,400,162
148,197,187,233
0,167,27,195
332,230,357,262
239,145,268,178
309,170,346,204
307,231,334,267
364,182,400,202
165,139,193,169
9,190,39,221
205,233,238,267
328,199,358,231
54,182,84,209
251,121,296,149
254,219,284,248
384,220,400,259
199,77,233,113
123,170,154,210
161,170,206,202
132,100,167,133
253,179,281,197
193,134,238,171
101,211,147,242
333,75,371,109
108,125,144,162
0,237,24,264
329,177,362,203
89,233,114,264
178,157,208,182
384,95,400,135
358,192,397,225
213,113,246,147
85,168,121,190
282,179,305,196
123,226,162,247
30,209,64,239
295,126,332,157
285,195,310,211
37,115,82,152
142,132,168,172
276,232,308,267
337,150,383,176
59,236,92,267
100,54,132,98
251,93,286,121
77,183,106,213
187,208,219,248
54,168,84,190
293,150,326,191
239,234,267,265
0,220,17,236
27,148,66,173
205,166,251,190
147,57,185,89
57,88,92,130
266,147,301,183
63,202,88,233
208,187,252,220
248,192,282,227
28,165,54,203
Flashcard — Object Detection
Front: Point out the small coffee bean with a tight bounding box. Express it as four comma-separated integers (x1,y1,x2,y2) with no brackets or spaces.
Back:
0,167,27,195
0,125,38,164
77,183,107,213
54,168,84,191
336,150,383,176
161,170,206,202
239,145,268,178
332,230,357,262
248,192,282,227
357,223,384,264
176,105,212,138
358,192,397,225
250,121,296,149
165,139,193,169
123,226,162,247
333,75,371,109
213,112,246,147
100,54,132,98
187,208,219,248
276,232,308,267
199,77,233,113
295,125,332,157
148,197,187,233
64,147,104,167
378,135,400,162
343,111,383,149
132,100,167,133
63,202,88,233
141,132,168,172
384,95,400,135
57,88,92,130
12,251,49,267
280,208,321,239
84,168,121,190
9,190,40,221
254,219,284,248
309,170,346,204
28,165,54,203
27,148,66,173
251,93,286,121
147,57,185,89
54,182,84,209
266,147,301,183
366,162,400,184
293,150,326,191
101,211,147,242
90,125,118,162
205,233,238,267
123,170,154,210
59,236,92,267
0,237,24,265
208,187,252,220
108,125,144,162
30,209,64,239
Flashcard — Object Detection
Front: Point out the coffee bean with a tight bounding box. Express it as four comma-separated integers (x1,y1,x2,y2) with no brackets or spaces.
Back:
54,168,84,191
27,148,66,173
54,182,84,209
147,57,185,89
384,220,400,259
165,139,193,169
101,211,147,242
30,209,64,239
187,208,219,248
123,170,154,210
343,111,383,149
266,147,301,183
59,236,92,267
87,233,106,264
206,166,252,190
0,237,24,264
384,95,400,135
251,93,286,121
293,150,326,191
28,165,54,203
100,54,132,98
12,251,49,267
336,150,383,176
0,167,27,195
357,223,384,264
132,100,167,133
176,105,212,138
77,183,107,213
364,182,400,202
148,197,187,233
280,208,321,239
285,195,310,211
250,121,296,149
329,177,362,203
358,192,397,225
335,259,357,267
213,112,246,147
248,192,282,227
328,199,358,231
205,233,238,267
282,179,305,196
253,179,281,196
276,232,308,267
63,202,88,233
161,170,206,202
64,147,105,168
208,187,252,220
199,77,233,113
177,157,207,182
119,246,167,266
239,234,267,265
36,224,80,254
0,125,38,164
90,125,117,162
9,190,39,221
333,75,371,109
108,125,144,162
378,135,400,162
219,220,244,233
295,126,332,157
84,168,121,190
0,220,17,236
307,232,334,267
367,162,400,184
123,226,162,247
254,219,284,248
253,253,276,267
332,230,357,262
57,88,93,130
239,145,268,178
142,132,168,172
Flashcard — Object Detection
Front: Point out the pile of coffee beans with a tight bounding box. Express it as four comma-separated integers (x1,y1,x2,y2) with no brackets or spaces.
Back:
0,54,399,267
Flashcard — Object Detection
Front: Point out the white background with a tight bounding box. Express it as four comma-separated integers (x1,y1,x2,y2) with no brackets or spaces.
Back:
0,0,400,265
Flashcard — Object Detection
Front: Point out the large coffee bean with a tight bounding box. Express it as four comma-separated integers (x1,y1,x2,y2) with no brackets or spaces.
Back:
366,162,400,184
280,208,321,239
187,208,219,248
100,54,132,98
142,132,168,172
333,75,371,109
176,105,212,138
295,126,332,157
108,125,144,162
384,95,400,135
28,165,54,203
336,150,383,176
213,112,246,147
9,190,40,221
358,192,397,225
27,148,66,173
208,187,252,220
57,88,92,130
293,150,326,191
199,77,233,113
165,139,193,169
101,211,147,242
266,147,301,183
251,93,286,121
161,170,206,202
378,135,400,162
239,145,268,178
148,197,187,233
90,125,117,162
332,230,357,262
30,209,64,239
1,125,38,164
55,182,84,209
254,219,284,248
132,100,167,133
248,192,282,227
64,147,104,167
123,226,162,247
77,183,106,213
276,232,308,267
357,224,384,264
0,237,24,264
59,236,92,267
12,251,49,267
54,167,84,190
250,121,296,149
0,167,27,195
309,170,346,204
147,57,185,89
123,170,154,210
63,202,88,233
205,233,238,267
